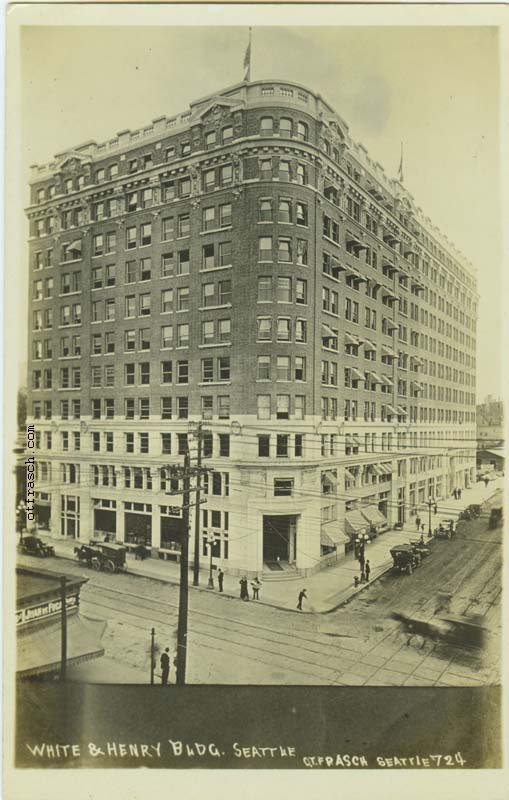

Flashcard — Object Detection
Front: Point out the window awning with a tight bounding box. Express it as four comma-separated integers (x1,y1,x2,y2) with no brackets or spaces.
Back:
322,323,337,339
380,463,393,474
345,331,358,345
369,371,383,383
371,464,384,476
382,345,397,357
412,357,424,367
322,470,338,486
320,528,350,548
364,338,377,351
386,320,398,331
344,468,357,481
397,406,408,416
360,505,388,527
345,510,370,535
380,374,394,387
17,615,106,678
350,367,365,381
386,405,398,415
412,381,423,391
353,434,362,446
68,239,82,253
383,290,398,300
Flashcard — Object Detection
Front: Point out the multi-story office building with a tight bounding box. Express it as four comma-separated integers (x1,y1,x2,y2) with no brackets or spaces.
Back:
477,396,504,449
26,79,478,576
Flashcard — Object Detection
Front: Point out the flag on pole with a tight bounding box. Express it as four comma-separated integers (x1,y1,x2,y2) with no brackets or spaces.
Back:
398,142,404,183
244,28,252,82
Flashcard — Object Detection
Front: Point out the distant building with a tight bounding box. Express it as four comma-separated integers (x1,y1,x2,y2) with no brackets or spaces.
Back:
477,396,504,449
25,78,478,576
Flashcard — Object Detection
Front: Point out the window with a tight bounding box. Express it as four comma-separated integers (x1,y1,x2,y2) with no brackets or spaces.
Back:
277,277,291,303
162,217,174,241
258,435,270,457
277,318,291,341
139,294,151,316
202,358,214,383
296,202,308,226
296,239,308,265
218,356,230,380
140,223,152,246
126,227,137,249
295,434,303,456
203,207,215,231
278,160,291,182
161,361,173,383
161,289,173,313
222,127,233,144
163,181,176,201
177,398,189,420
259,199,272,222
259,237,272,261
219,203,232,227
219,165,232,186
140,258,151,281
203,244,215,270
257,395,271,420
139,433,149,454
278,199,292,224
295,356,306,381
296,279,307,304
218,279,232,305
161,252,175,277
181,142,191,156
260,117,274,135
274,479,293,497
296,121,308,141
177,249,189,275
179,177,191,198
219,241,232,266
219,434,230,457
259,159,273,180
278,239,292,262
139,362,150,384
276,356,291,381
205,131,217,149
124,364,135,385
177,287,189,311
258,276,272,302
257,355,271,380
161,398,172,419
277,435,289,458
202,321,214,344
177,323,189,347
279,117,293,137
257,317,272,341
161,433,172,455
276,394,290,420
218,396,230,419
219,319,231,343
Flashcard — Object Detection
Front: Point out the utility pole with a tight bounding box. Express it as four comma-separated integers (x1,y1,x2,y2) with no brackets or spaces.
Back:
175,451,191,686
60,576,67,681
426,495,434,538
150,627,155,685
192,422,203,586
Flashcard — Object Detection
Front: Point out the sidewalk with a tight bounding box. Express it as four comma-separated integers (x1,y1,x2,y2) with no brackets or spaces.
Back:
27,478,503,614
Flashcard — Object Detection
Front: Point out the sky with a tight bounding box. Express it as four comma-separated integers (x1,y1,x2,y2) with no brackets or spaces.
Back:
17,23,502,400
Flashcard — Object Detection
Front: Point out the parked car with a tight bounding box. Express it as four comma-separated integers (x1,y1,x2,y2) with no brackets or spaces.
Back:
390,544,421,575
409,539,431,558
434,518,457,539
18,535,55,558
74,541,127,573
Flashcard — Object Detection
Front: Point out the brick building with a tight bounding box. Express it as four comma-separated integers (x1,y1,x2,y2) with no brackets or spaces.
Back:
25,79,478,576
476,396,504,449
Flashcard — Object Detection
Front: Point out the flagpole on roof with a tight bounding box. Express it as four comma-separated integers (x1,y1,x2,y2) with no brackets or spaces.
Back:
244,27,252,82
398,141,404,183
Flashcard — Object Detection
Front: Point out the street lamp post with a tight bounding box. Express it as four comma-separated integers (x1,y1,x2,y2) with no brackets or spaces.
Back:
17,500,27,544
426,495,434,538
207,533,215,589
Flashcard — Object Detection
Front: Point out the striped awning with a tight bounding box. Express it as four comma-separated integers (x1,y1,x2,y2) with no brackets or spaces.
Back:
380,463,393,474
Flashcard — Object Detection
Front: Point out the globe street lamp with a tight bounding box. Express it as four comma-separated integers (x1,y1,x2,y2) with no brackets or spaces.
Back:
355,532,370,563
207,533,215,589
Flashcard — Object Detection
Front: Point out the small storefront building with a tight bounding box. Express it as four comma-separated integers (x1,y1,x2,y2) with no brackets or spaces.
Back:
16,567,105,679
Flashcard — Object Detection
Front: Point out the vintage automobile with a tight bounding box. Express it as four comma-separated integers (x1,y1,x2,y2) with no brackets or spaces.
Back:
390,544,421,575
409,539,431,558
434,517,457,540
18,535,55,558
488,507,503,529
74,541,127,573
392,611,486,650
459,504,482,522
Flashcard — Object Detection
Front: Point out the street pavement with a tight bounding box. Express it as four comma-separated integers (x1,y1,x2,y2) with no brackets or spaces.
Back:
26,477,504,613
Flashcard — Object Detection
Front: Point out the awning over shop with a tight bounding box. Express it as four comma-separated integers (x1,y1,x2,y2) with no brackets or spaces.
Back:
360,505,388,527
382,344,398,358
345,510,370,535
320,528,350,548
17,615,106,678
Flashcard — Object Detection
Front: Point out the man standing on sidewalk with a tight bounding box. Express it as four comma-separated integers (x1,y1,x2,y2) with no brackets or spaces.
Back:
217,569,224,593
415,515,421,531
160,648,170,686
365,561,371,582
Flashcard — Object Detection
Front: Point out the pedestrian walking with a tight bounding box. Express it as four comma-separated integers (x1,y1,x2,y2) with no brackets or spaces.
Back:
415,515,421,531
251,577,261,600
297,589,307,611
458,488,462,499
160,647,170,686
365,561,371,581
433,503,438,514
217,568,224,593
